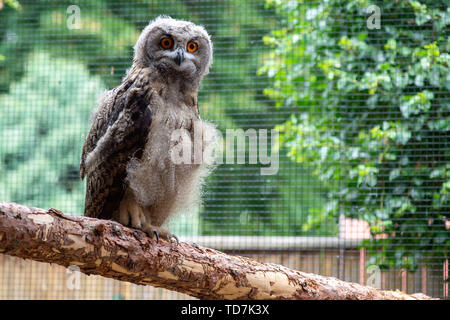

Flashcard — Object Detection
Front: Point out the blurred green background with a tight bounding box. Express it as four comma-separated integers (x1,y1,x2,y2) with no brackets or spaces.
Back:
0,0,448,275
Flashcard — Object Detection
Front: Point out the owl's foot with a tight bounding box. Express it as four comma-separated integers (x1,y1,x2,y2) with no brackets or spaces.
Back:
142,223,179,245
119,197,146,229
118,196,178,244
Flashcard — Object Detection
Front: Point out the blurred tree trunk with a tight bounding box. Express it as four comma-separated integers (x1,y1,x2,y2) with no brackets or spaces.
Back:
0,201,435,300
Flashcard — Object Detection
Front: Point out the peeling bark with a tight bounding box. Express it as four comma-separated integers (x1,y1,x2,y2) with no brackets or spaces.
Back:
0,201,436,300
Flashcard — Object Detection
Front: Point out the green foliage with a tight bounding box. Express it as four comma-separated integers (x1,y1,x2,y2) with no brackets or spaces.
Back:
262,0,449,269
0,0,139,91
0,51,105,213
3,0,22,11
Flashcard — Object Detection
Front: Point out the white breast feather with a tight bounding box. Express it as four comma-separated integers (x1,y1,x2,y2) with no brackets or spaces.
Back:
125,103,220,223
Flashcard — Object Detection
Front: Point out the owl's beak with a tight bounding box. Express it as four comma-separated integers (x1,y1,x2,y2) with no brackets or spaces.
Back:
174,49,184,66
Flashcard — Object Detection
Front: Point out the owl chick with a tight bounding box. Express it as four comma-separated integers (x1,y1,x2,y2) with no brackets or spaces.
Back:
80,16,218,242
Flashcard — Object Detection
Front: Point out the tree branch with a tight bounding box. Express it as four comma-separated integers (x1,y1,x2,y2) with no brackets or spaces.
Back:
0,201,435,300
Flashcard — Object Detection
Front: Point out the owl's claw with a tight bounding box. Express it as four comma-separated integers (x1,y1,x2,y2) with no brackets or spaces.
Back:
141,223,176,244
168,233,179,245
153,230,160,243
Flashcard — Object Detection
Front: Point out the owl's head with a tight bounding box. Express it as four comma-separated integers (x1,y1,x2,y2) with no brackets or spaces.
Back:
134,16,213,82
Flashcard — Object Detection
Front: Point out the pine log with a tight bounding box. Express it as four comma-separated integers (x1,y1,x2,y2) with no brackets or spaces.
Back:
0,201,435,300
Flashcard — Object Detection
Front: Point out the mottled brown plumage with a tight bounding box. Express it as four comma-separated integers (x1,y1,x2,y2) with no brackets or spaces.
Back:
80,17,217,240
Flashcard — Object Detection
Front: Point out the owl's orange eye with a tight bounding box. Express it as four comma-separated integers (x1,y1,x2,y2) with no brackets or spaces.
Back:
160,37,173,50
187,41,198,53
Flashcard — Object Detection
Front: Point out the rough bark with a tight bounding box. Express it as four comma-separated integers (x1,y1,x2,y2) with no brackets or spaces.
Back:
0,201,435,300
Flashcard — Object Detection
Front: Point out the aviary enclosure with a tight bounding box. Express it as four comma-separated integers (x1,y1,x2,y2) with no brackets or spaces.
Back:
0,0,448,300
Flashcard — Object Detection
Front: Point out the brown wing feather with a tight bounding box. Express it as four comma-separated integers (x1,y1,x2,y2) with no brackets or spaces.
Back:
81,79,152,219
79,78,134,180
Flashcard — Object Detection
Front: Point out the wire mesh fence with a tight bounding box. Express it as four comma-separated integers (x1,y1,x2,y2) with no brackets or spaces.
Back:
0,0,448,299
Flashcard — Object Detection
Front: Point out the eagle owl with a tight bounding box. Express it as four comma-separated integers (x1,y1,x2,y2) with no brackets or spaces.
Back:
80,17,217,242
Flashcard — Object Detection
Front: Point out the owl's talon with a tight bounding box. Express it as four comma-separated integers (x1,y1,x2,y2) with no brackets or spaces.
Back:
168,233,179,245
153,230,160,243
